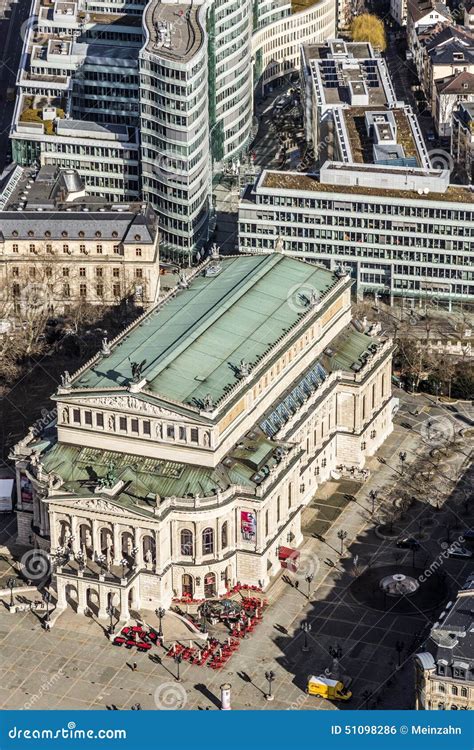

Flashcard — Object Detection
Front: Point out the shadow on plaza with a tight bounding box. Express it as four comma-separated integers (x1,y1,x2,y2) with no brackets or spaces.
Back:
271,485,471,711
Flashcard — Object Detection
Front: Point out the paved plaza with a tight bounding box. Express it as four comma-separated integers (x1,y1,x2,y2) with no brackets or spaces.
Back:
0,390,472,711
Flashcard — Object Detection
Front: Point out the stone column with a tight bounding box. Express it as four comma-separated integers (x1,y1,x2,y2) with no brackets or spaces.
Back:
38,497,47,536
120,586,130,621
71,516,80,554
154,529,161,573
32,489,41,530
49,511,58,550
133,527,142,568
77,582,86,615
91,519,101,559
15,466,24,510
98,584,108,620
113,524,121,565
56,579,67,610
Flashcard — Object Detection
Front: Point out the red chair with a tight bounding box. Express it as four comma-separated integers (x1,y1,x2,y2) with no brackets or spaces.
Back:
137,642,151,652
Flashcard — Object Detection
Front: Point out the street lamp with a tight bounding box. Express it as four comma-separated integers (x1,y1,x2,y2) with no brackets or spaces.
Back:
264,670,275,701
97,553,107,573
305,573,313,600
395,640,405,668
369,489,378,515
7,577,15,608
155,606,165,638
301,622,311,652
42,590,51,623
106,606,115,635
337,529,348,555
329,644,343,661
174,653,182,682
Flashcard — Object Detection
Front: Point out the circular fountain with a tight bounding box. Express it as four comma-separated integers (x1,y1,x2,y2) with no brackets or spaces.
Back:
379,573,420,597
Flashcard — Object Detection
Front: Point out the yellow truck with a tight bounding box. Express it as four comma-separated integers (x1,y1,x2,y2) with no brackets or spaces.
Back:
307,675,352,701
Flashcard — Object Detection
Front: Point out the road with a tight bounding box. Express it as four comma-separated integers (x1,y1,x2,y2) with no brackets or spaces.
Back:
0,0,30,172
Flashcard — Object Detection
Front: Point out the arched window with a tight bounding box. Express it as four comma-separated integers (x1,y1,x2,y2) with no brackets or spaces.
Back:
461,687,468,698
221,522,228,550
180,529,193,556
202,527,214,555
451,686,458,696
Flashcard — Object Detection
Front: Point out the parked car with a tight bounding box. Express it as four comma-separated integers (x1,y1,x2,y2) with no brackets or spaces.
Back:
396,537,421,550
461,529,474,542
426,130,436,143
447,545,472,559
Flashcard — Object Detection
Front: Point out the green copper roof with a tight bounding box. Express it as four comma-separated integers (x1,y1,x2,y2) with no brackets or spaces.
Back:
40,434,281,512
74,255,338,407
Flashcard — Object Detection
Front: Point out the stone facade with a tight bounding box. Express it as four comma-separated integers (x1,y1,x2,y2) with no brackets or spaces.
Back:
12,254,395,620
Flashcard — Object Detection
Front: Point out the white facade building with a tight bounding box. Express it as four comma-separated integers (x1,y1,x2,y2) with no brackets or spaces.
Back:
391,0,407,26
239,39,474,309
12,253,395,617
252,0,337,95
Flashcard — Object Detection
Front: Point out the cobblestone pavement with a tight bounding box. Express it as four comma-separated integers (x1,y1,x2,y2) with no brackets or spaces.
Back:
0,391,472,711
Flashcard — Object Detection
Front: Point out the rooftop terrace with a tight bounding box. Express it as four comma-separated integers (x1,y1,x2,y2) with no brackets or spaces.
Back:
257,170,474,204
143,1,204,62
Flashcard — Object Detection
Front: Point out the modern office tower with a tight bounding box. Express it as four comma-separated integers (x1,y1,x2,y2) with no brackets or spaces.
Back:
12,253,395,612
11,0,336,259
140,0,254,258
11,0,143,200
239,40,474,309
140,3,211,260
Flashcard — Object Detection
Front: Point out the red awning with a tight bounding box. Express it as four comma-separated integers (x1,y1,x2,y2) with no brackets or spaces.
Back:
278,546,299,561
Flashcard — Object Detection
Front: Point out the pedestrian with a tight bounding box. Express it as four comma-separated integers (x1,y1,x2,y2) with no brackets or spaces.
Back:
294,580,299,590
132,662,137,672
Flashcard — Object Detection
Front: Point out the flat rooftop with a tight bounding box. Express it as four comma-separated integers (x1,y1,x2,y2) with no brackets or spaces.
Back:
304,39,373,62
256,171,474,204
143,1,204,62
72,255,340,407
343,107,420,165
311,56,387,107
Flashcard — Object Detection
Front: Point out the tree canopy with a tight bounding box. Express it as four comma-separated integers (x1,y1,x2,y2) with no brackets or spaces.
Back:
351,14,387,51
